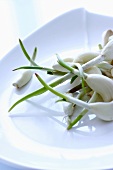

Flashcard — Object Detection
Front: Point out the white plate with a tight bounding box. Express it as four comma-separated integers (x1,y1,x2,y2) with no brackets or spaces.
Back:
0,8,113,170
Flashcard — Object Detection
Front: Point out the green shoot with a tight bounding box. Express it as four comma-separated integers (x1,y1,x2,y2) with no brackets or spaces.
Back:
19,39,38,66
98,43,103,50
13,66,54,72
67,92,98,130
35,73,89,109
9,73,73,112
70,75,78,84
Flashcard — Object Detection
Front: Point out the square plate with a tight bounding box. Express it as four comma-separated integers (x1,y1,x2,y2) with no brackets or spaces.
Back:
0,8,113,170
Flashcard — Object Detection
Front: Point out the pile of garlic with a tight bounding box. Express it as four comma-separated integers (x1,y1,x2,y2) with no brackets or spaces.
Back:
51,29,113,129
10,29,113,130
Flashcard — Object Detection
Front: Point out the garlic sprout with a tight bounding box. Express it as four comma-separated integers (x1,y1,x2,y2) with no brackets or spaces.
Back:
12,45,37,88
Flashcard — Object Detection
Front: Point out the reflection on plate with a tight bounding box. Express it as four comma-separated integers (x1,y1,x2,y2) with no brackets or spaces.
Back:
0,8,113,170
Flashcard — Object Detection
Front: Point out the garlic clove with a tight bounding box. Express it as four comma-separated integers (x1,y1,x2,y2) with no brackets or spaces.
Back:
109,35,113,42
101,39,113,61
85,66,102,75
62,93,75,116
97,61,113,70
85,74,113,102
102,29,113,46
90,101,113,121
63,57,74,62
13,70,33,88
73,52,99,64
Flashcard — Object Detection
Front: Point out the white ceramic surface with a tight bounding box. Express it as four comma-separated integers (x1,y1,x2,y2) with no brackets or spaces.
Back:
0,8,113,170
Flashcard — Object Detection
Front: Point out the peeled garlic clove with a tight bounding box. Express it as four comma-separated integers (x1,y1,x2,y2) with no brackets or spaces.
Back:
62,93,75,116
90,101,113,121
63,57,74,62
13,70,33,88
85,66,102,75
109,35,113,42
97,61,113,70
63,103,75,116
85,74,113,102
101,39,113,61
102,29,113,46
73,52,100,64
